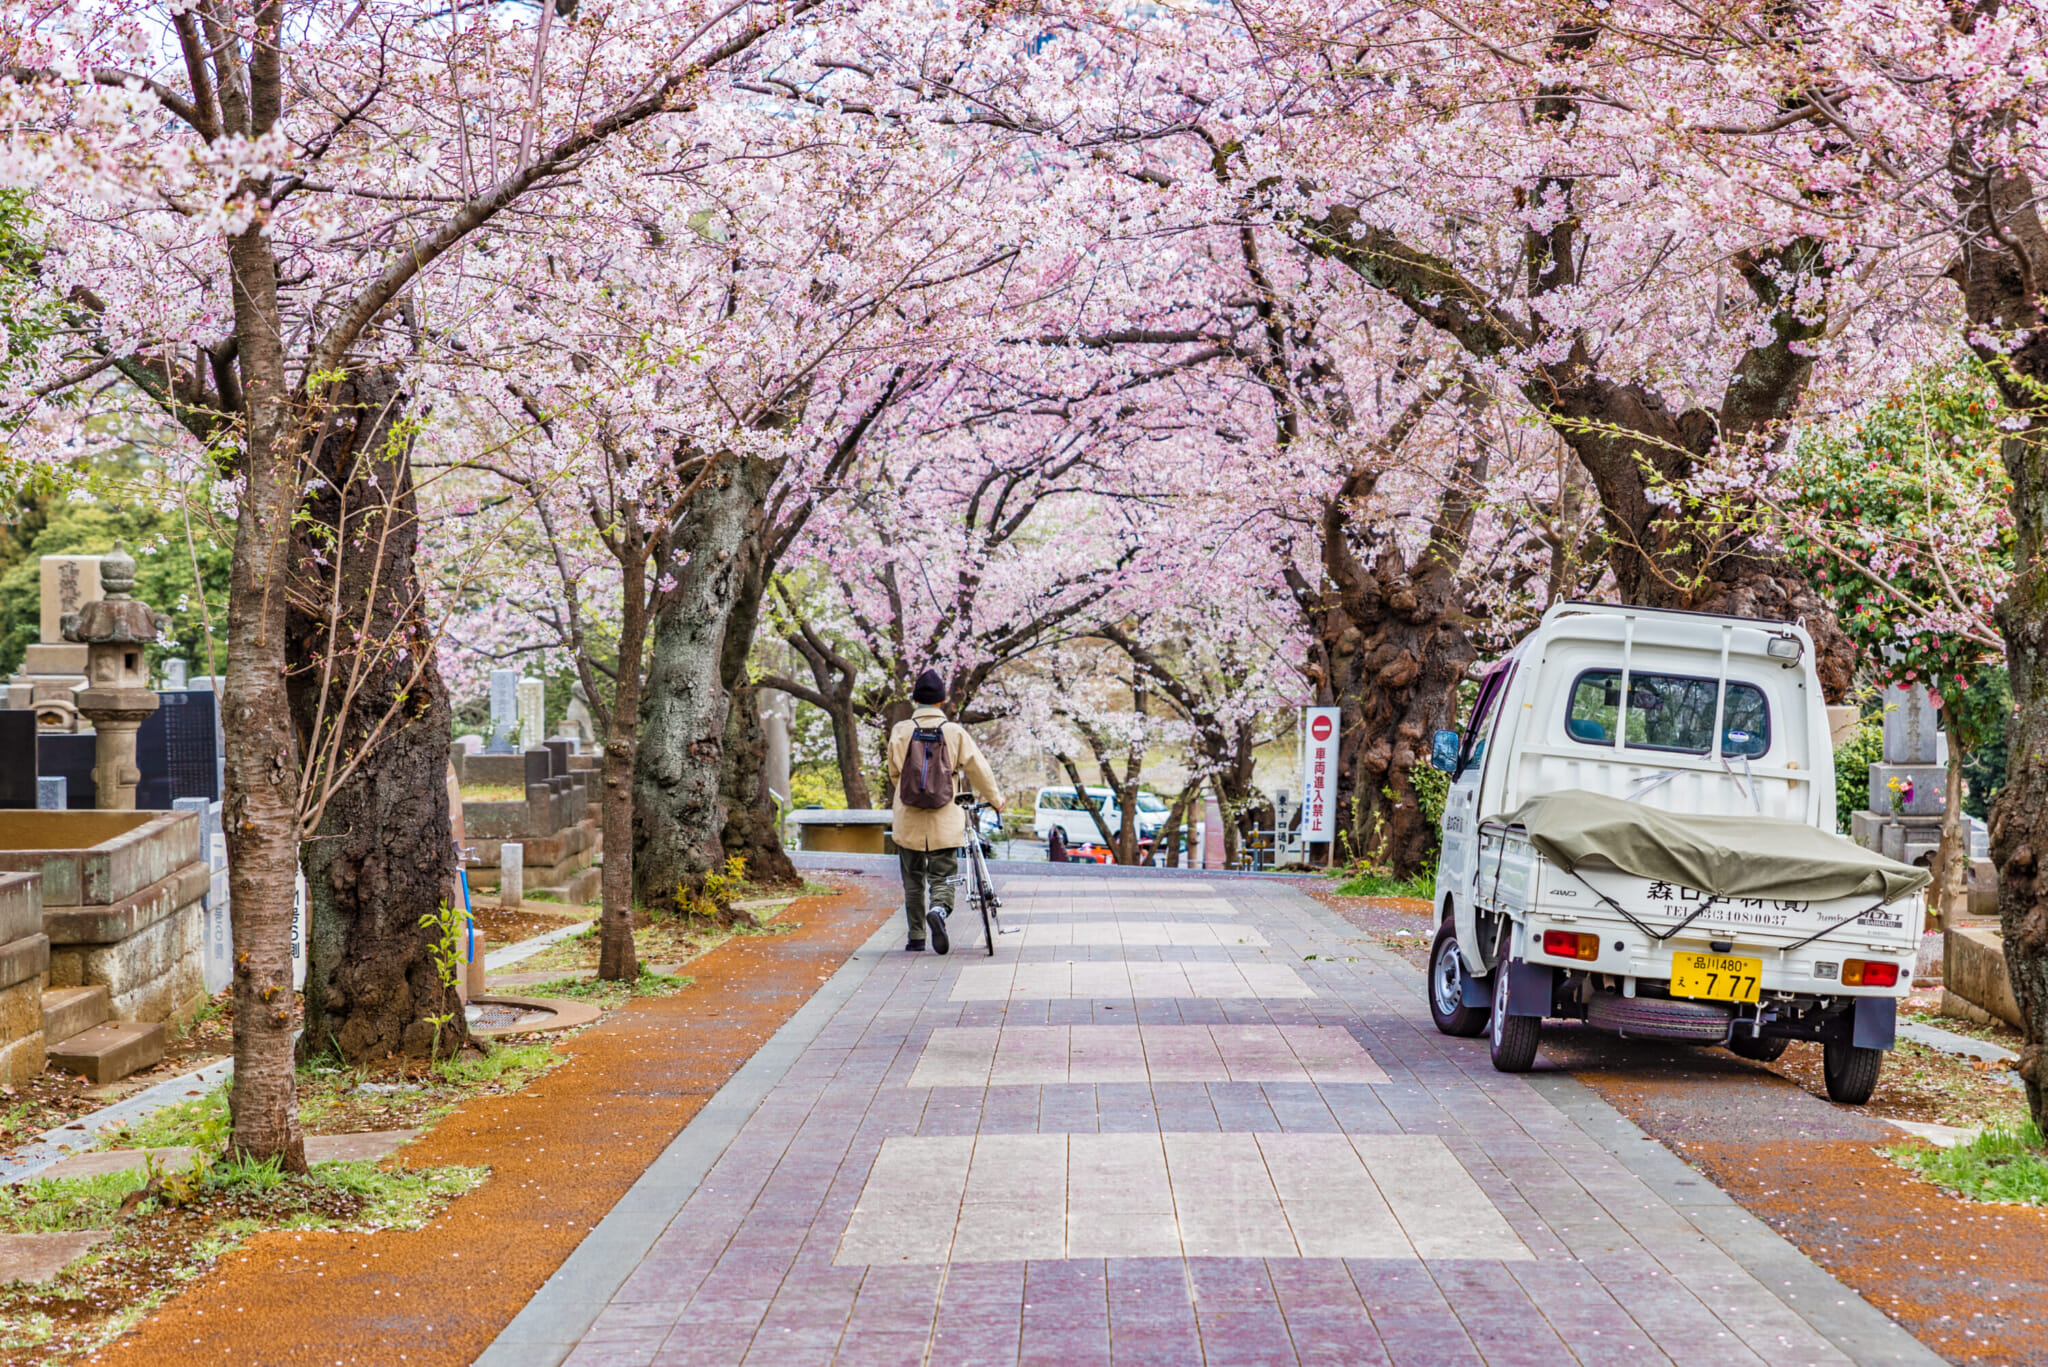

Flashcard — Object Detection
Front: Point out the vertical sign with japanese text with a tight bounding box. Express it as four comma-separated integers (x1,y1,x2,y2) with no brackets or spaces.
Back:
1303,706,1339,842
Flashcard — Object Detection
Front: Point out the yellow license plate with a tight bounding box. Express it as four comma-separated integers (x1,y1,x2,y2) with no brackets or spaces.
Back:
1670,952,1762,1003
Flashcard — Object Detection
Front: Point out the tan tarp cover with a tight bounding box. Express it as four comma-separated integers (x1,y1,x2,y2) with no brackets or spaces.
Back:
1509,789,1931,904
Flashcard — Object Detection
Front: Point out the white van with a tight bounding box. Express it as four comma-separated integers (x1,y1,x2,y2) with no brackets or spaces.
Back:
1033,787,1168,845
1425,602,1927,1103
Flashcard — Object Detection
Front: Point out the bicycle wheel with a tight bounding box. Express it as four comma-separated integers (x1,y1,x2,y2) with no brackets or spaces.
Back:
972,847,997,955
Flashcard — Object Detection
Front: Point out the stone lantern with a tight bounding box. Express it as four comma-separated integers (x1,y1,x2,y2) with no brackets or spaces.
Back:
62,547,170,811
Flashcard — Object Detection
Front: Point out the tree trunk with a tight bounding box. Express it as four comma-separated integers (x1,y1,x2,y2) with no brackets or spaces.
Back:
595,547,645,983
1158,782,1198,868
717,534,798,885
1949,141,2048,1122
1345,612,1473,876
633,453,773,909
1935,752,1967,932
287,370,464,1062
720,681,798,884
219,220,308,1171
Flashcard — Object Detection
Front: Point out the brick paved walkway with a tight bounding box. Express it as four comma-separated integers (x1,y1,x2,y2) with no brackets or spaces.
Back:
484,873,1940,1367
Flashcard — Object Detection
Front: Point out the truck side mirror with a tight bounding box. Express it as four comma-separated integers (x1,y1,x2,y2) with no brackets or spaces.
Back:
1430,730,1461,774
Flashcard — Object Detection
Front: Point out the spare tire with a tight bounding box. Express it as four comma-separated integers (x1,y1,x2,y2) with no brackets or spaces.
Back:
1587,992,1734,1042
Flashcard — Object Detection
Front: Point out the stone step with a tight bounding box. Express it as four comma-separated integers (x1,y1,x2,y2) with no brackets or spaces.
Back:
46,1021,164,1085
41,985,110,1047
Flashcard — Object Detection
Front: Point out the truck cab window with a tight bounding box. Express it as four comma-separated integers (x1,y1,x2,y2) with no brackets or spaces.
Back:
1566,669,1770,757
1457,663,1513,773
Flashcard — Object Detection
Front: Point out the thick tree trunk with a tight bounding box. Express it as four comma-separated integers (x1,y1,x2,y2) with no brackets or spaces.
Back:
1950,145,2048,1122
220,221,308,1171
633,453,773,908
287,370,463,1062
720,681,798,884
718,534,798,885
1340,610,1472,876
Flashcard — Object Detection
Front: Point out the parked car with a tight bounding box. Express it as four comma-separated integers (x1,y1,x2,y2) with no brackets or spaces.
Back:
1426,602,1928,1103
1033,786,1167,846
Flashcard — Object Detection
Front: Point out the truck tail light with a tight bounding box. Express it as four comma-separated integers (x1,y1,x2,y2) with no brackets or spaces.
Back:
1842,959,1899,987
1541,930,1599,960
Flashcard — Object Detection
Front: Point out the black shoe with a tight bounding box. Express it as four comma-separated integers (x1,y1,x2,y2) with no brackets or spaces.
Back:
927,909,950,955
906,938,925,952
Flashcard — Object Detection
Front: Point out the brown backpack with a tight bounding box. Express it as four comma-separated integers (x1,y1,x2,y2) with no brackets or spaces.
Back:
899,721,955,810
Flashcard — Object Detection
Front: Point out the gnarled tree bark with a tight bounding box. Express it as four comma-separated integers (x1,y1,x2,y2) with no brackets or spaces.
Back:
287,370,463,1062
633,451,775,908
1948,114,2048,1123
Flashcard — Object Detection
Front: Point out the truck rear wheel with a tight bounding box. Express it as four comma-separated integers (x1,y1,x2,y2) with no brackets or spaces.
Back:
1428,921,1491,1037
1822,1041,1883,1104
1728,1034,1790,1062
1489,958,1541,1072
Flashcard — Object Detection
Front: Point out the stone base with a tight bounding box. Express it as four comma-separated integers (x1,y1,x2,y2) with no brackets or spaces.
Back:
48,895,206,1026
0,976,46,1083
1867,764,1950,818
466,824,600,902
1943,926,2022,1030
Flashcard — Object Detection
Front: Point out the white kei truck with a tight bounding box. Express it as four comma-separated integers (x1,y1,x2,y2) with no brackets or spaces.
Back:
1425,602,1930,1104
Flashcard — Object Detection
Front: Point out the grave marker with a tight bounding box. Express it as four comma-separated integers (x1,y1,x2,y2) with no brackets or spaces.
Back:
0,711,32,809
517,677,545,750
487,670,519,753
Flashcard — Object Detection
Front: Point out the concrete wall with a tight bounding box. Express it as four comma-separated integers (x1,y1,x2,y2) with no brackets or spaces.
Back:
1943,926,2022,1031
0,874,47,1083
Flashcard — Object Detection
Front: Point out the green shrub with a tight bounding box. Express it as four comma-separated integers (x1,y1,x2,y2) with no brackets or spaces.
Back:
1833,720,1881,834
1896,1118,2048,1205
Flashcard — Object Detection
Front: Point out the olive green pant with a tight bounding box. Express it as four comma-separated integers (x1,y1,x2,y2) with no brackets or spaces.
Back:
899,846,959,939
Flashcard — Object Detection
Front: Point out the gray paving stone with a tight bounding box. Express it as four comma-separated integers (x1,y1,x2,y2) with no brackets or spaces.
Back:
481,873,1949,1367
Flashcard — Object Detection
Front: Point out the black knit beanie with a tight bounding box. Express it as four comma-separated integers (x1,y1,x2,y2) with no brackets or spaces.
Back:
911,669,946,705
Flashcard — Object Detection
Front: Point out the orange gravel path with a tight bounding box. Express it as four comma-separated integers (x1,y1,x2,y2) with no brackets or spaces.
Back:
89,878,894,1367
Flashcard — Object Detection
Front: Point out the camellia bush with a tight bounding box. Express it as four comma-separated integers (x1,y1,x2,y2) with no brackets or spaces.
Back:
1782,362,2014,705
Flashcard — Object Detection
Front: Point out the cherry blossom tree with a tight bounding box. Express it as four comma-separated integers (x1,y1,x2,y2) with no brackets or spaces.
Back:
2,0,862,1162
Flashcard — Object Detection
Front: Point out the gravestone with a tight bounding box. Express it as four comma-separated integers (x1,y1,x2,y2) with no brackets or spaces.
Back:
161,658,189,690
135,690,221,809
499,841,524,908
177,796,232,993
36,777,65,810
1867,683,1948,818
562,681,597,746
37,733,96,808
39,555,101,646
544,739,571,779
517,677,545,750
0,711,32,809
487,670,519,753
5,555,98,730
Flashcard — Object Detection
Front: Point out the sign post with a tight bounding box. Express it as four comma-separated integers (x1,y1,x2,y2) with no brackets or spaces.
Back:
1302,706,1339,865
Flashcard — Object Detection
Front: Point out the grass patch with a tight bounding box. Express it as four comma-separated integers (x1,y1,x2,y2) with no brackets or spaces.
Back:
515,898,795,976
1895,1117,2048,1205
459,782,528,802
101,1085,229,1152
524,889,564,903
0,1158,486,1362
528,969,693,1011
1332,867,1436,900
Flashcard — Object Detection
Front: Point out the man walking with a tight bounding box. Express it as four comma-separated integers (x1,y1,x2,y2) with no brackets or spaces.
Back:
890,668,1004,954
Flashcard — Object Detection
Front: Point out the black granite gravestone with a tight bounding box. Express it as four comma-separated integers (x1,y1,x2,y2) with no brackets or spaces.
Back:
38,732,96,808
137,689,222,809
0,710,34,809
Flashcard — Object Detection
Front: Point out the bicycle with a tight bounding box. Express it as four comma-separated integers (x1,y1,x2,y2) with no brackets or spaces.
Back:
955,796,1010,955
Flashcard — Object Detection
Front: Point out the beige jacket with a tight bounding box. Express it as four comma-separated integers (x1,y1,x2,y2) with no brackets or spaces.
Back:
888,706,1005,851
